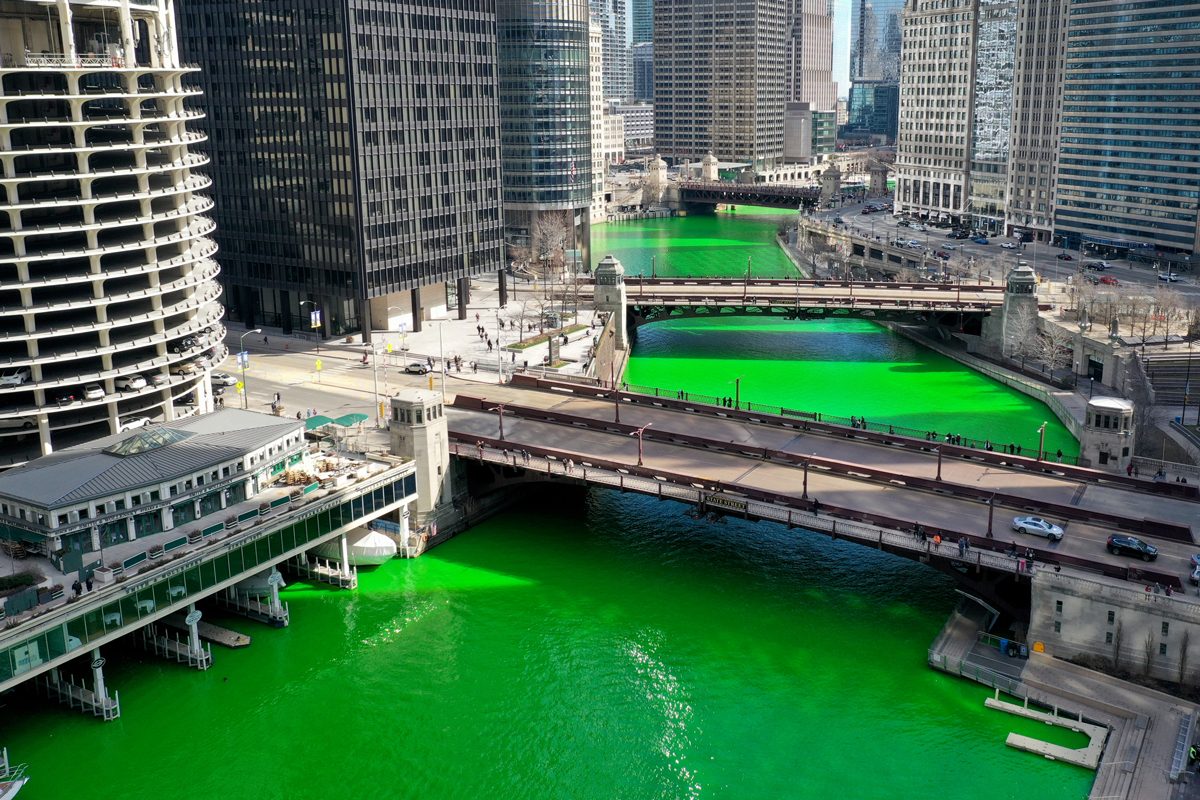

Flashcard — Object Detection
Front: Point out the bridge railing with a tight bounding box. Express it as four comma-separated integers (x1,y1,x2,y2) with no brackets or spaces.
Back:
618,380,1081,466
451,436,1184,589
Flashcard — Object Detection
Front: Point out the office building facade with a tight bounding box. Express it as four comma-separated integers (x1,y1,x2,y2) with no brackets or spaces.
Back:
178,1,505,336
632,41,654,102
0,0,223,466
612,101,655,152
590,0,630,101
1051,0,1200,255
590,19,606,223
498,0,593,259
847,0,903,139
632,0,653,43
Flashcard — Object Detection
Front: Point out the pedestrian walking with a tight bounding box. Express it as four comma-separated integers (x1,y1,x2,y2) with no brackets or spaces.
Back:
263,335,269,347
1127,463,1134,477
72,579,82,598
85,576,93,592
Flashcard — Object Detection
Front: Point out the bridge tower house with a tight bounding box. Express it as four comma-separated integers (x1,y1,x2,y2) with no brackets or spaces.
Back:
1078,397,1135,473
389,389,452,530
981,264,1039,358
819,164,841,205
701,152,719,182
594,254,628,351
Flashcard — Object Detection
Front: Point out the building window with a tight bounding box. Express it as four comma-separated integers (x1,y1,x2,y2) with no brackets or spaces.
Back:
1160,643,1168,656
1055,600,1063,614
1053,621,1061,633
1162,622,1169,637
1107,610,1115,625
1105,632,1113,644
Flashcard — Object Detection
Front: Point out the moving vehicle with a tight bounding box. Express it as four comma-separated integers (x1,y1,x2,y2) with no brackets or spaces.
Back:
404,362,430,375
82,383,104,401
1099,276,1119,286
934,250,951,260
1084,261,1109,271
1107,534,1158,561
211,371,237,387
1056,253,1074,261
1000,242,1017,249
114,375,147,392
1012,516,1064,541
972,237,989,245
0,368,31,387
1159,273,1179,282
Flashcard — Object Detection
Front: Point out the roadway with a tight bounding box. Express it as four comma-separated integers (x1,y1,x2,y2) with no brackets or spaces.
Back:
811,199,1200,296
621,278,1003,310
444,382,1200,582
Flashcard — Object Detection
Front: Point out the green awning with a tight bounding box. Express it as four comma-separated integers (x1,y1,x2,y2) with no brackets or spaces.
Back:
304,415,335,431
332,413,368,427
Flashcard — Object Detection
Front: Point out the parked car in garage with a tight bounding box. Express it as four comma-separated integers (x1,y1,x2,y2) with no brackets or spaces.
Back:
0,416,34,431
119,416,151,432
114,375,147,392
0,367,31,387
82,383,105,401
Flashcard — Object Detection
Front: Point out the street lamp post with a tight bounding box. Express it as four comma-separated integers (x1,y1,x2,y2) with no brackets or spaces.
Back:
370,341,382,428
630,422,653,466
237,328,262,409
735,376,742,410
1036,421,1048,462
299,300,322,355
1089,377,1094,399
1183,341,1194,426
986,492,996,538
935,446,943,481
802,459,810,500
488,403,506,441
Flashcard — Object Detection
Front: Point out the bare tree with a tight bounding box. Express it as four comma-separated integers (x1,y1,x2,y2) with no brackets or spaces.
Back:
1112,619,1124,671
1005,305,1039,367
1154,286,1184,349
530,211,569,278
1037,322,1075,375
505,298,535,343
1143,630,1156,677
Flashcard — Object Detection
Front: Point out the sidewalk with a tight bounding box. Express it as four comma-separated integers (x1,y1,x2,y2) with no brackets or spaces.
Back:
227,274,602,384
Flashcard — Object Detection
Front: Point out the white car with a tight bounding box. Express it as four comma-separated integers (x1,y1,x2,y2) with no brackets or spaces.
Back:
211,371,237,387
114,375,147,392
0,367,31,387
0,416,34,431
82,383,105,401
119,416,151,432
1000,242,1017,249
1012,515,1064,541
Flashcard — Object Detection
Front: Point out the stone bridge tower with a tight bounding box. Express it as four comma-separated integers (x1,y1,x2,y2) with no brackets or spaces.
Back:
389,389,451,524
980,264,1039,358
594,254,628,351
819,164,842,205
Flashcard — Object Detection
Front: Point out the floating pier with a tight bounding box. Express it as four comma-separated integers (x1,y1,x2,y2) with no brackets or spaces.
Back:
216,592,289,628
160,612,252,648
286,553,357,589
985,692,1109,769
137,624,213,671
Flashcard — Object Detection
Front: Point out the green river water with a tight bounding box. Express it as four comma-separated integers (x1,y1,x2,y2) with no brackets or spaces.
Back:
2,212,1092,799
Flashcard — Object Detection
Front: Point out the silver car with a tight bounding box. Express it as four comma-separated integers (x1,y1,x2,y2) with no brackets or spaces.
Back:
1012,515,1064,541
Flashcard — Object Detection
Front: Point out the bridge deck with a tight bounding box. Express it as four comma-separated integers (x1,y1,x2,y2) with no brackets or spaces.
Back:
447,384,1197,584
622,280,1003,310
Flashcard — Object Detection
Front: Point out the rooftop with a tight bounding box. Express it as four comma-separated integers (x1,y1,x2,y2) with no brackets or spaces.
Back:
0,409,302,510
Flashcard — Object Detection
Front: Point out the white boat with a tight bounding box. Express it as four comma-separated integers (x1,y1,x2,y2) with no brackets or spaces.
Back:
0,750,28,800
0,775,27,800
312,527,397,566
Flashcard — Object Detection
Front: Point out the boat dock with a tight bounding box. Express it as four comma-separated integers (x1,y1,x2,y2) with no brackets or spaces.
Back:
215,592,289,628
160,613,252,648
137,624,213,671
985,693,1108,768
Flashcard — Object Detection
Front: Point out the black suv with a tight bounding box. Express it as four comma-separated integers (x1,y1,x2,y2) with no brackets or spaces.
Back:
1107,534,1158,561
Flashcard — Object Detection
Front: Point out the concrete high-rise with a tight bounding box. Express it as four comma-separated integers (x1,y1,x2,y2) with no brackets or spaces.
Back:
591,0,630,101
178,1,505,337
790,0,838,113
498,0,593,261
590,20,607,223
0,0,223,466
847,0,903,140
1051,0,1200,255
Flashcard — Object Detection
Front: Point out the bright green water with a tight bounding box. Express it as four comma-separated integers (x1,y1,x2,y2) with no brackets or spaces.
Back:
3,494,1092,800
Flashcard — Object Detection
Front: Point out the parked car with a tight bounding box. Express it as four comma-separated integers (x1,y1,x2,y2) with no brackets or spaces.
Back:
114,375,147,392
906,239,922,249
1056,253,1074,261
1107,534,1158,561
860,207,875,215
211,371,237,387
82,383,104,401
935,250,951,260
1012,515,1064,541
171,337,197,353
0,367,31,387
119,416,150,432
145,372,169,387
832,217,845,225
912,223,928,232
169,361,197,376
0,416,34,431
1000,242,1017,249
404,362,430,375
1099,276,1119,286
1190,565,1200,586
942,244,959,251
55,393,78,406
972,237,989,245
1159,273,1180,282
896,219,910,228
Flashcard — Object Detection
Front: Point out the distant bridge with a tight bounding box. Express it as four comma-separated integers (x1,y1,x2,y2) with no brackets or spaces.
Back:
619,277,1005,328
446,376,1197,610
678,180,823,210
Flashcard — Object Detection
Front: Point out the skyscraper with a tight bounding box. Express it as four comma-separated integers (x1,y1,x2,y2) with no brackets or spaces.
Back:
1051,0,1200,255
179,1,504,336
632,41,654,102
632,0,654,43
591,0,630,101
497,0,593,259
654,0,790,171
0,0,223,464
847,0,903,139
590,19,607,223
